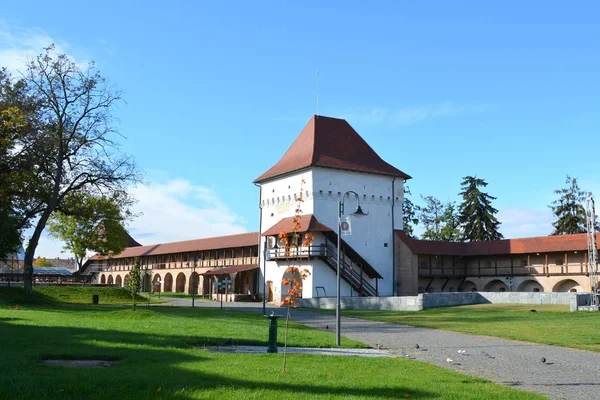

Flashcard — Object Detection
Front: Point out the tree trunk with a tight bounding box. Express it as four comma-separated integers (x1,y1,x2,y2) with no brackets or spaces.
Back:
76,256,84,272
24,124,63,295
23,208,53,295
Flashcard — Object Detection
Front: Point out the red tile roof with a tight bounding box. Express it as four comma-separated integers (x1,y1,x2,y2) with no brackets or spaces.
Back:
254,115,411,183
90,232,259,260
262,214,334,236
203,264,258,275
88,244,158,260
125,231,142,247
396,231,600,256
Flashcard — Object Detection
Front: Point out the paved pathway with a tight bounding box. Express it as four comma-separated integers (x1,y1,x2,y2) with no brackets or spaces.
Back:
161,298,600,400
205,345,392,357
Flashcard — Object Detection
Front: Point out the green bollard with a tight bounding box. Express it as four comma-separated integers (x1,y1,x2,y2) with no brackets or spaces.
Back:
266,314,280,353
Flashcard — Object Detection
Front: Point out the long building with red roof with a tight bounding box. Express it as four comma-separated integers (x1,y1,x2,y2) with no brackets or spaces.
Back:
90,115,599,301
86,232,260,300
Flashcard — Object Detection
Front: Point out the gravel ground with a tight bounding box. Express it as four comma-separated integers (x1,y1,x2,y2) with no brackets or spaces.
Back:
160,298,600,400
290,310,600,400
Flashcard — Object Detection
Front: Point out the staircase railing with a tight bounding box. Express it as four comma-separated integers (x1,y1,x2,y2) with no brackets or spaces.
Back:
324,244,378,296
265,243,379,296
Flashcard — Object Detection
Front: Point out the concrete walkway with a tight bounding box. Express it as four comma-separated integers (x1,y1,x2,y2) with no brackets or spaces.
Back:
161,298,600,400
205,345,393,357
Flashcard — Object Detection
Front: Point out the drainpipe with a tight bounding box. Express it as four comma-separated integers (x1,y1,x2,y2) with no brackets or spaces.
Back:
391,177,397,296
254,182,265,315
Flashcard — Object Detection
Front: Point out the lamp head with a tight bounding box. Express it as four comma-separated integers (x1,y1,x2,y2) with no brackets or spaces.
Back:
352,205,368,218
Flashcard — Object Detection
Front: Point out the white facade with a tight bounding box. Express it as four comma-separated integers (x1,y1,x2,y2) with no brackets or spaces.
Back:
258,167,405,302
311,167,404,296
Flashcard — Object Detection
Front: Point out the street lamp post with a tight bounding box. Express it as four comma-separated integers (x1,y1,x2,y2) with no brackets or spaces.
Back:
222,278,232,309
213,281,222,309
336,191,368,347
263,241,267,316
191,258,197,308
145,262,150,308
186,259,198,307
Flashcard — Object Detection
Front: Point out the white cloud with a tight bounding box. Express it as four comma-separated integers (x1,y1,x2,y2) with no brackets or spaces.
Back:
127,179,248,246
30,178,248,258
0,21,75,75
498,207,555,239
342,102,488,126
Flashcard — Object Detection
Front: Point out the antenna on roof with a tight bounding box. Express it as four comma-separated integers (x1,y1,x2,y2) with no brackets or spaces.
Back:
315,70,320,116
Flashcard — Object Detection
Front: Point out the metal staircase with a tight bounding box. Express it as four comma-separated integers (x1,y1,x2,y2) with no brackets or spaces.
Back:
265,242,380,296
322,244,378,296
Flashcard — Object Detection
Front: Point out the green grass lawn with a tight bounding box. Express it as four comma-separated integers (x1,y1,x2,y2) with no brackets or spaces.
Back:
307,304,600,352
0,286,165,305
0,290,544,399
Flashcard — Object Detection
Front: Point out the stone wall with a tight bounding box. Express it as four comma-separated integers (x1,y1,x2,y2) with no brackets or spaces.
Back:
421,292,578,310
298,292,587,312
395,238,419,296
298,295,422,311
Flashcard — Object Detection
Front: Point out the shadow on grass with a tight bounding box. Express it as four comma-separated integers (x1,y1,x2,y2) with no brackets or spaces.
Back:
0,316,23,322
0,312,437,400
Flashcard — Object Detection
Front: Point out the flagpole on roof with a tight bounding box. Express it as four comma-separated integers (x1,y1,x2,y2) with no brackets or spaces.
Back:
316,70,319,116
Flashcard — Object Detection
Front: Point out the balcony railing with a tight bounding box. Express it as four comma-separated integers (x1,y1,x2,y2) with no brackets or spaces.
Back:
266,245,327,260
266,244,378,296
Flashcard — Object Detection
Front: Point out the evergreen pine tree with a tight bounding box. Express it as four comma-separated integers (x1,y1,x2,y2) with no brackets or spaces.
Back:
458,176,503,241
550,176,588,235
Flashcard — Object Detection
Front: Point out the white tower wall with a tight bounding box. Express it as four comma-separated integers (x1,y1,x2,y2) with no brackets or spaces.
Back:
258,168,405,300
311,167,403,296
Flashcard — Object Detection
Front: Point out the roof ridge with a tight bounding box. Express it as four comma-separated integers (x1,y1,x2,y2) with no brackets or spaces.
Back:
106,232,257,252
395,230,599,256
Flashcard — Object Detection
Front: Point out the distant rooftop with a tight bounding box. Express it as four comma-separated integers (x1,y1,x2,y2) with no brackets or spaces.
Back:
89,232,258,260
396,231,600,256
0,267,72,276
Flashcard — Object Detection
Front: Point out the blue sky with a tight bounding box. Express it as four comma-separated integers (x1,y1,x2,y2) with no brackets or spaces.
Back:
2,1,599,257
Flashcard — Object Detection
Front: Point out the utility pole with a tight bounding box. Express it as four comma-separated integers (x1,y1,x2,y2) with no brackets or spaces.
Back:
585,196,598,305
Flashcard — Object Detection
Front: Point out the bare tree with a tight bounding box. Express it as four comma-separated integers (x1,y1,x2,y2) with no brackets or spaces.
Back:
9,46,139,295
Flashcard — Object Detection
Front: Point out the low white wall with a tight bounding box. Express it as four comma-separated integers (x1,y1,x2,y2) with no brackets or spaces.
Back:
422,292,576,308
298,295,422,311
298,292,585,312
